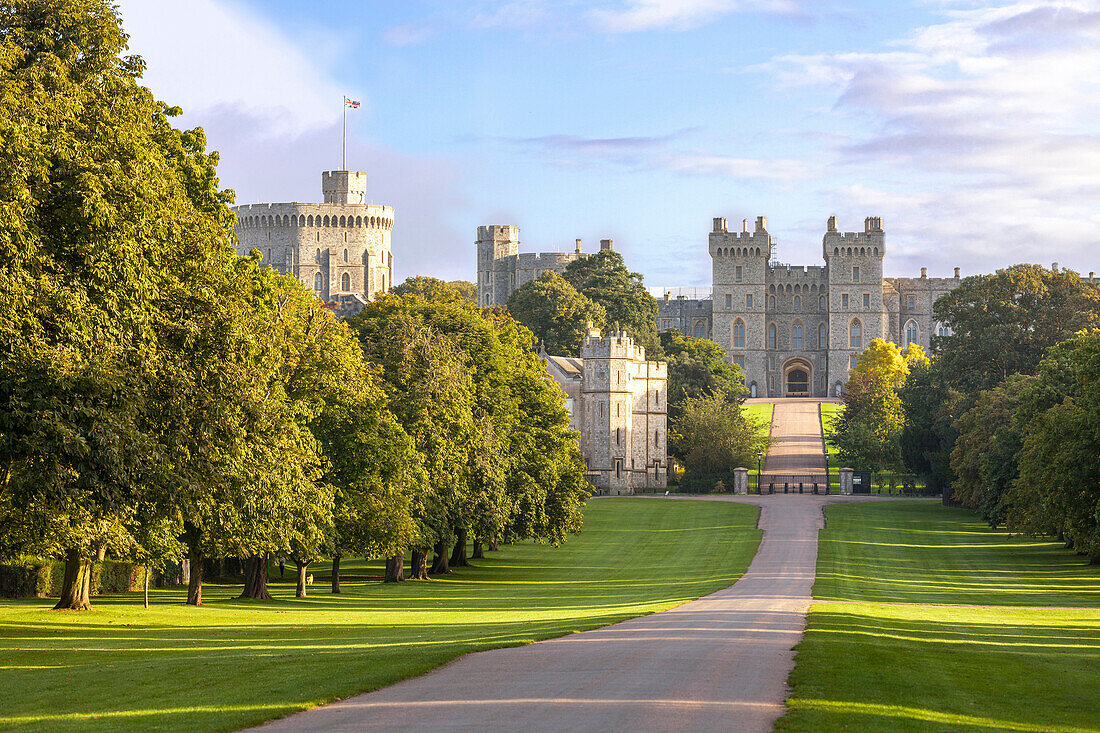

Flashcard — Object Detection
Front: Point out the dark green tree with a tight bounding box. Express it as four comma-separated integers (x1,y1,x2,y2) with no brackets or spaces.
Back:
659,330,746,423
672,392,770,475
507,271,606,356
563,250,662,358
831,371,904,471
898,360,963,500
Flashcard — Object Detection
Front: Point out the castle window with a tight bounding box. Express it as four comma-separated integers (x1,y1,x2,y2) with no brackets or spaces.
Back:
746,294,753,308
853,266,860,281
907,296,915,309
850,319,862,349
732,355,745,368
694,322,705,338
842,293,849,308
733,320,745,348
655,430,659,445
768,323,776,349
794,295,801,310
314,272,323,291
769,356,775,370
616,428,621,446
792,322,803,350
850,354,859,369
819,323,827,348
906,320,919,347
820,296,826,309
343,248,348,262
863,293,870,308
769,295,776,310
316,248,321,261
725,294,732,308
736,266,743,282
341,272,350,291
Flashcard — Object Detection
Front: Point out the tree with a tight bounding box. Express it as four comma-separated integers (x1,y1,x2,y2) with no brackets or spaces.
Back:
563,250,662,359
448,280,478,303
850,338,909,387
672,392,770,475
831,371,904,471
899,360,962,499
506,271,606,356
949,375,1029,527
933,264,1100,393
660,330,746,424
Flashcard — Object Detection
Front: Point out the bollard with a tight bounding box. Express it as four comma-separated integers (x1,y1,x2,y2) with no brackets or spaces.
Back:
799,482,804,494
784,482,789,494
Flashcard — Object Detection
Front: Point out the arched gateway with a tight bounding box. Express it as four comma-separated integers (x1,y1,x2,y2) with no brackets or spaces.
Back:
783,358,812,397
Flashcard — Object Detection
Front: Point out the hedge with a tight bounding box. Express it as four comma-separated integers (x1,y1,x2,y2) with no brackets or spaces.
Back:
0,558,146,598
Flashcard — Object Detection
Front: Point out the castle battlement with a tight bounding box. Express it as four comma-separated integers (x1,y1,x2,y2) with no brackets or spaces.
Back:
234,203,394,231
768,265,828,280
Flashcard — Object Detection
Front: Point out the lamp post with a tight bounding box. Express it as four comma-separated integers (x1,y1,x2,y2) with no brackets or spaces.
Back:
824,449,830,495
757,450,763,495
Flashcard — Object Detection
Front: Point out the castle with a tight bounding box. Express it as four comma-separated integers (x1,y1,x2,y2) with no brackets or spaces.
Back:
476,225,613,307
544,327,667,494
232,171,394,314
703,215,960,398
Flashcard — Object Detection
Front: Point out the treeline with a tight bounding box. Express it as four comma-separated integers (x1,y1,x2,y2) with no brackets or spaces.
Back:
831,264,1100,561
0,2,587,610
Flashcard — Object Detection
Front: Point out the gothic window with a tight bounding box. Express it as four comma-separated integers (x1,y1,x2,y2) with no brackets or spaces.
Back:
820,295,826,309
850,354,859,369
842,293,849,308
792,322,803,350
736,265,743,282
794,295,801,310
341,272,350,291
768,323,777,349
819,323,827,348
733,320,745,348
732,355,745,367
907,296,915,309
850,319,862,349
313,272,323,291
905,320,919,347
316,248,321,261
769,295,776,310
694,322,705,338
726,294,732,308
746,294,753,308
343,248,348,262
863,293,870,308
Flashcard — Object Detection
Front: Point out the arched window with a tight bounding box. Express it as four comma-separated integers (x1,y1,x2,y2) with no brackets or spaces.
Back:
315,248,321,261
769,295,776,310
819,323,827,348
794,295,801,310
733,320,745,348
314,272,323,291
850,319,862,349
694,322,705,338
792,322,803,350
768,323,777,349
308,215,314,226
905,320,919,347
341,272,350,291
820,295,826,309
343,248,349,262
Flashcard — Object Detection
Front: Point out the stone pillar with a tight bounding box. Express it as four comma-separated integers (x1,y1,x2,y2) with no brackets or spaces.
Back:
733,467,749,495
839,468,854,495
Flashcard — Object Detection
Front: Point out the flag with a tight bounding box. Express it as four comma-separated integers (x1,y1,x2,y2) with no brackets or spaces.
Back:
344,97,360,109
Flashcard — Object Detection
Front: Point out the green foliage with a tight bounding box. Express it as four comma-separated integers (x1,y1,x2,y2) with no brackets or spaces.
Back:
933,264,1100,393
898,360,961,495
563,249,662,358
448,280,478,303
831,371,903,470
660,329,746,423
671,392,770,474
850,338,909,387
506,271,606,356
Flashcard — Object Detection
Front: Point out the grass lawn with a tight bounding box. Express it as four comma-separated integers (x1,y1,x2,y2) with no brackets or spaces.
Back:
0,498,760,733
777,501,1100,733
744,402,775,440
819,402,842,470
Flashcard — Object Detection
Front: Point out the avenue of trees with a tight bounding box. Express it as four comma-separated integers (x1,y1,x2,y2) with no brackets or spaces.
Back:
0,0,588,609
830,264,1100,561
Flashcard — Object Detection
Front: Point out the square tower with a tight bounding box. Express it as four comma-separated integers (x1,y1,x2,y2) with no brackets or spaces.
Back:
476,225,521,306
711,216,771,397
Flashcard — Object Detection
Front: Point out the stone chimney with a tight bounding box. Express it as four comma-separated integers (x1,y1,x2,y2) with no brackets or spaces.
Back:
713,217,728,233
575,238,582,253
954,267,960,278
827,215,838,233
921,267,927,278
600,238,613,251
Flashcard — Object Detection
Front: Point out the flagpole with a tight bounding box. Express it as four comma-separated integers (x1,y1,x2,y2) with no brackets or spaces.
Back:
342,97,346,171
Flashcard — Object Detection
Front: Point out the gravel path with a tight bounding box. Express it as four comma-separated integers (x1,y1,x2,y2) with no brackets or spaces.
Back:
257,401,872,733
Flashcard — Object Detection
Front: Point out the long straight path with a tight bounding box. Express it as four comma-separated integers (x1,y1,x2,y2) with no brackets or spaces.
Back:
759,398,831,475
258,399,863,733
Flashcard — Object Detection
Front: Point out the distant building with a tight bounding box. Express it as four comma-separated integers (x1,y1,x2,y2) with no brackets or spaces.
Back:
232,170,394,316
544,326,667,494
657,293,712,340
477,225,614,307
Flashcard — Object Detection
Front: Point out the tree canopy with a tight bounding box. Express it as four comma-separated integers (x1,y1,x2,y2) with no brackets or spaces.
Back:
563,250,662,358
506,271,606,356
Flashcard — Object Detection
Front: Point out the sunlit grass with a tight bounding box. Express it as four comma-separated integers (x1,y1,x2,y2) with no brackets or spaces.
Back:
744,402,774,443
777,501,1100,732
0,498,760,733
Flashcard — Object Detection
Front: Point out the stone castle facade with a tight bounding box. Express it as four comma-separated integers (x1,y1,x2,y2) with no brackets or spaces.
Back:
476,225,614,307
708,215,961,398
544,326,667,494
232,171,395,314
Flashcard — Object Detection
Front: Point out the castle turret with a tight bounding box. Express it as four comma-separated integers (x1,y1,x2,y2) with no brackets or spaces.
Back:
476,225,521,307
322,171,368,205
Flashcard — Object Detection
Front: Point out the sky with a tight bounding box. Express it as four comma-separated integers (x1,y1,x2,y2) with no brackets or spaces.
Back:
118,0,1100,288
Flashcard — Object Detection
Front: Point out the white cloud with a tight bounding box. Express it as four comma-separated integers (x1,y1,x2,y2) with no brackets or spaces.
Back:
118,0,348,138
589,0,800,32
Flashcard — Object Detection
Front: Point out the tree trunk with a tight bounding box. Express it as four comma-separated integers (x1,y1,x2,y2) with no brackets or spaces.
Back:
331,554,341,594
489,538,499,552
295,559,311,598
143,566,150,609
471,541,484,559
239,554,273,600
180,558,190,585
450,528,469,567
187,547,204,606
409,550,429,580
53,548,93,611
430,539,451,575
385,553,405,583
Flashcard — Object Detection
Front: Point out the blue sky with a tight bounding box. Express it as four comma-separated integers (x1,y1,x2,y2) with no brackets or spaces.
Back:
120,0,1100,287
